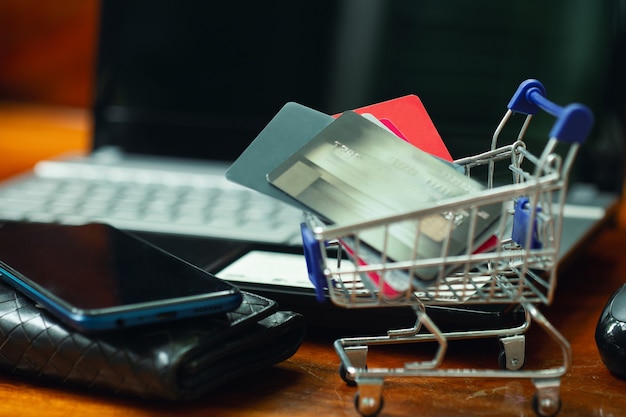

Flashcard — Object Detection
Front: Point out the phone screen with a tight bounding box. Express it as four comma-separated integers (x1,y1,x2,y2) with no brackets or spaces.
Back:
0,222,240,313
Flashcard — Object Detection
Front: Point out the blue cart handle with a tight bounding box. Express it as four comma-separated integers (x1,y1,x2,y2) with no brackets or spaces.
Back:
300,223,328,302
507,79,594,144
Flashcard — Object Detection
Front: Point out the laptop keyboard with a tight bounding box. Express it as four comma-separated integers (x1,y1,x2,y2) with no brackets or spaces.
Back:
0,176,304,244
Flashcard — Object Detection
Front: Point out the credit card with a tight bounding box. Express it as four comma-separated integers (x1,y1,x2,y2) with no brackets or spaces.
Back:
338,95,452,161
225,102,334,211
339,237,412,298
267,111,501,283
227,96,451,210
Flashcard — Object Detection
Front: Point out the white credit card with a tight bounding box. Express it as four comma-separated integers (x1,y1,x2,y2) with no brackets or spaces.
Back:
216,249,375,294
216,250,314,288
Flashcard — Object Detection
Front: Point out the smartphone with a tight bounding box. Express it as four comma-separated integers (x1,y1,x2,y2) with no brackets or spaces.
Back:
0,221,242,332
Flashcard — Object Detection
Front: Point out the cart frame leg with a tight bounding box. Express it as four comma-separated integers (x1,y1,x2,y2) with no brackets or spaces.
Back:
403,308,447,370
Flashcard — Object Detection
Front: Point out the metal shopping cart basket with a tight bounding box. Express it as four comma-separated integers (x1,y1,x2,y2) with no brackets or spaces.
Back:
300,79,594,417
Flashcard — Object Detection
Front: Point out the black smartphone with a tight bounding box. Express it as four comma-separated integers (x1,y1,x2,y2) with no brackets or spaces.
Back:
0,221,242,332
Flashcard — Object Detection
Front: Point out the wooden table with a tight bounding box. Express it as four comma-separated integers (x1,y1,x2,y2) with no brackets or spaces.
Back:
0,103,625,416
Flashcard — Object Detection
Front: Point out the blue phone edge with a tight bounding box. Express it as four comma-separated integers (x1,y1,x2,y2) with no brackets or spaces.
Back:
0,264,243,332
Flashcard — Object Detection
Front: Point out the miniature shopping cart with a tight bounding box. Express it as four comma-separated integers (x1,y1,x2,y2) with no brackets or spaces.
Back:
300,79,593,417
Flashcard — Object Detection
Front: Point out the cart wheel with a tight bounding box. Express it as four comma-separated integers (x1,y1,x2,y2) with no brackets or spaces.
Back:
354,392,384,417
339,363,369,386
498,335,525,370
532,392,562,417
497,349,525,370
339,364,357,386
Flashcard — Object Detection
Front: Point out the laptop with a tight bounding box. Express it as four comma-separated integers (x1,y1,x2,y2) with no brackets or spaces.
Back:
0,1,621,329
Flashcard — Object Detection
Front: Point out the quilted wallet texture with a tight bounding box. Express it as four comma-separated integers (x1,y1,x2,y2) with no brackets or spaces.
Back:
0,283,306,400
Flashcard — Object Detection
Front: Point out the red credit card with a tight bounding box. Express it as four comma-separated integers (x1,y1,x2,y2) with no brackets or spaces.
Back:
337,95,453,162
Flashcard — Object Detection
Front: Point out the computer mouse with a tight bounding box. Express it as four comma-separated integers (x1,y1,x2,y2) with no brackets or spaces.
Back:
595,284,626,376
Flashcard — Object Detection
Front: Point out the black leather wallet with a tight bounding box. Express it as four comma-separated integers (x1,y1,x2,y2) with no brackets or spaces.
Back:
0,282,306,400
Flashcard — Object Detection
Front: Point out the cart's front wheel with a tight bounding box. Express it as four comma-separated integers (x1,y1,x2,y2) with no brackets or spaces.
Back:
339,364,357,386
532,392,562,417
354,392,384,417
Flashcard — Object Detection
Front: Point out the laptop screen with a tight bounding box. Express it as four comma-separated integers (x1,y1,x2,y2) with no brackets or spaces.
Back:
93,1,622,191
93,1,350,161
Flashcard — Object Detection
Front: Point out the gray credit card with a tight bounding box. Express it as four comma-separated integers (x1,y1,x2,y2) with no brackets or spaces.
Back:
225,102,334,212
267,111,502,283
